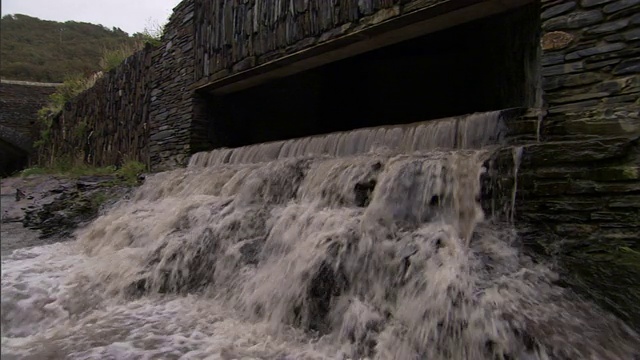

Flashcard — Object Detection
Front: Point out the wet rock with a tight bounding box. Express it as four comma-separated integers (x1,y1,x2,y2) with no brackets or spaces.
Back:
613,59,640,74
543,10,604,31
520,137,635,166
603,0,640,14
542,53,567,67
306,262,348,333
543,72,608,90
541,2,577,20
542,62,585,77
239,238,264,265
22,178,132,239
585,18,630,35
565,42,626,60
581,0,615,7
15,189,25,201
354,180,376,207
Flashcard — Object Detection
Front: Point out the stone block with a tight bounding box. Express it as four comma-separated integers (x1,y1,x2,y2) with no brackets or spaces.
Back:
550,92,611,104
585,19,630,35
542,53,568,67
581,0,616,6
544,72,609,90
603,0,640,14
541,31,575,51
554,223,599,236
583,47,640,64
584,58,622,70
548,99,601,114
543,10,604,31
149,129,175,141
520,137,634,165
542,62,585,76
563,117,640,136
609,195,640,207
588,181,640,193
603,93,640,103
541,2,577,20
591,211,640,224
613,59,640,75
565,42,627,60
624,28,640,40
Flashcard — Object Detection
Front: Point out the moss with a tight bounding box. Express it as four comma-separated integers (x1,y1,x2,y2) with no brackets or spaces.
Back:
88,191,109,211
19,160,146,183
621,166,639,180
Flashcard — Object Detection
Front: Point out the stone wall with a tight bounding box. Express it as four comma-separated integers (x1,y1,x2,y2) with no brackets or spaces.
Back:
0,80,60,175
33,1,199,171
506,0,640,328
192,0,452,83
0,80,60,146
40,48,154,168
148,0,199,170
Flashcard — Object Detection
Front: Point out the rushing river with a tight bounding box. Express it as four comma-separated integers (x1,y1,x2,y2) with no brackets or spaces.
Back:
2,113,639,359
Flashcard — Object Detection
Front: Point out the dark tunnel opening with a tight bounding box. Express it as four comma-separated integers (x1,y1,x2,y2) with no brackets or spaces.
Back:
195,2,540,152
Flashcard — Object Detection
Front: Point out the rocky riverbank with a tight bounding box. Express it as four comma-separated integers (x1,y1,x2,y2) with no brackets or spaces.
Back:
1,174,138,253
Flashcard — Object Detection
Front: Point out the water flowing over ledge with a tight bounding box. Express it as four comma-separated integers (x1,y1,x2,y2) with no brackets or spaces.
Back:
4,148,639,359
189,110,511,167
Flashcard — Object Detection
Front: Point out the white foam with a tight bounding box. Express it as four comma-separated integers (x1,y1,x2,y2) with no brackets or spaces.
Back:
1,243,340,359
3,150,639,359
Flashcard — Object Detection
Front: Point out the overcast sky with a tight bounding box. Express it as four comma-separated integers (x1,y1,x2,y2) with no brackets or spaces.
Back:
1,0,182,35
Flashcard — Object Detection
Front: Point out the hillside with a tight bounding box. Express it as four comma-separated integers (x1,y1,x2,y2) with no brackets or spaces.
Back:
0,14,142,83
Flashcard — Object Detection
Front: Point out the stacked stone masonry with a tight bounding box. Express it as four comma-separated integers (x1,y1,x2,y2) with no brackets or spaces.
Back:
42,48,154,168
193,0,451,83
148,0,198,171
512,0,640,327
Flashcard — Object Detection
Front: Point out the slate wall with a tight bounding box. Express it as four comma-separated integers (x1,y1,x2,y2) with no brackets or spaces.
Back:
40,48,154,168
192,0,453,83
148,0,199,170
504,0,640,328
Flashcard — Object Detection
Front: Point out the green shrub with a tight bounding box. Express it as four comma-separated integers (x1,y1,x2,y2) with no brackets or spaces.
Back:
99,42,143,71
116,160,147,185
34,74,99,150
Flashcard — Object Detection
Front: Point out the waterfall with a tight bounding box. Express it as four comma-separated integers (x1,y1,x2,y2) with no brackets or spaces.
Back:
188,110,507,167
2,112,638,359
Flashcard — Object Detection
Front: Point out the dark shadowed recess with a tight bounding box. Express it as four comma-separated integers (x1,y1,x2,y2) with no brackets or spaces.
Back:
195,2,540,151
0,139,29,177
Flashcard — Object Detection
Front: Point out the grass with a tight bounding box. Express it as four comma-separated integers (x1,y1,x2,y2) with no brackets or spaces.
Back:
20,160,147,186
89,191,110,210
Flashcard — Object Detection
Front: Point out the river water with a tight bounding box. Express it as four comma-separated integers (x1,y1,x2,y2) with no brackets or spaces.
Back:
2,113,639,359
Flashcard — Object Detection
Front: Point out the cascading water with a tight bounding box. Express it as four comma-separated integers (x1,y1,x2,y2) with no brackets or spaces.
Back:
2,111,639,359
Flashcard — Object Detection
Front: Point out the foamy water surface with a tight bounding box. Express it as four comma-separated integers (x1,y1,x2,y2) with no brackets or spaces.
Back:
1,243,339,360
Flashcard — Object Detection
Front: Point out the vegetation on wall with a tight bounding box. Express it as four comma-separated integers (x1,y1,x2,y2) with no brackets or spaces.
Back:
34,74,101,150
100,21,165,71
0,14,164,83
25,16,164,168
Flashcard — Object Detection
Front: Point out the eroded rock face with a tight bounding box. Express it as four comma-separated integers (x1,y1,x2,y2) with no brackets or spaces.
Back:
1,175,135,240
